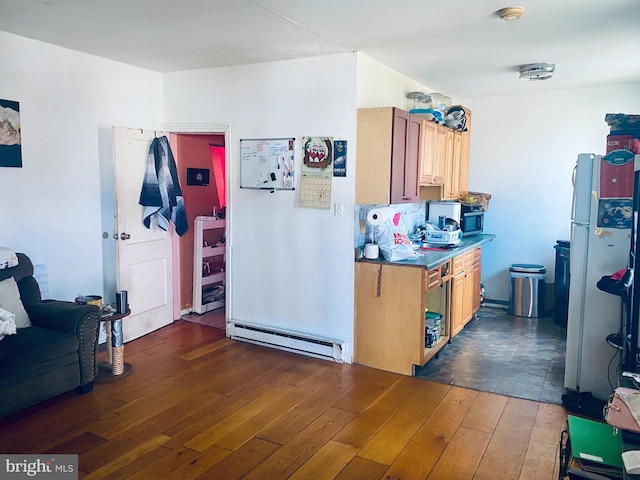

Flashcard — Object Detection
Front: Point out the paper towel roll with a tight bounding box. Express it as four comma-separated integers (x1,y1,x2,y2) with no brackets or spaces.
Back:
364,243,379,259
367,207,395,226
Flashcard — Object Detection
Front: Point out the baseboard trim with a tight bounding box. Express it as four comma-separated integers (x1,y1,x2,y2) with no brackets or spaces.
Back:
483,299,509,309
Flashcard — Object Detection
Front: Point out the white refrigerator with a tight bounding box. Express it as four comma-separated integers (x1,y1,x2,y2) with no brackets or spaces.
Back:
564,153,632,400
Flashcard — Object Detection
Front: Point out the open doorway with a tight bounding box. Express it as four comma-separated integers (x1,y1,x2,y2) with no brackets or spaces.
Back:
171,132,227,330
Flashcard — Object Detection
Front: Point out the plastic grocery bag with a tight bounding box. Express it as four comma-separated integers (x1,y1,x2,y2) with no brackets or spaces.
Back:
375,212,419,262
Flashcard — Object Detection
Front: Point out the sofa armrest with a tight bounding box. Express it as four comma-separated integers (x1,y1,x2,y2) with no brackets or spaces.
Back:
17,276,41,306
26,301,101,385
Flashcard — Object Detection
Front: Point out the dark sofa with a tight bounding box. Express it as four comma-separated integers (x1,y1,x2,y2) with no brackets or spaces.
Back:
0,253,101,418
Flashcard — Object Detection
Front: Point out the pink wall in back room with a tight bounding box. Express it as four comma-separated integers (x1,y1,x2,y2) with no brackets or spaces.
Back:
172,133,225,310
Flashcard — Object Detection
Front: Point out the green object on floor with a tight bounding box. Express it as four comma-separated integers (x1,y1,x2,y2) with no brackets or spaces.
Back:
567,414,623,468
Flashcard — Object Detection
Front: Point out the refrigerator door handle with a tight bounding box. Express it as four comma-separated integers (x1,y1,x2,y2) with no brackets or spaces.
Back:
571,164,577,223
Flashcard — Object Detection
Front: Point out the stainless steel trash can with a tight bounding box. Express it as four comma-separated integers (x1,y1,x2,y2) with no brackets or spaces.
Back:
509,264,547,317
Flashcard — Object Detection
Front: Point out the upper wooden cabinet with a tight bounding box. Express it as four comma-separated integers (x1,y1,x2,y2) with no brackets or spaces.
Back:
433,125,447,185
443,131,462,200
356,107,421,205
419,120,446,186
419,106,472,202
457,124,471,198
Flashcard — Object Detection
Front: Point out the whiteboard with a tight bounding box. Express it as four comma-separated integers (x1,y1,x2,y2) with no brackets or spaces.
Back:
240,138,295,190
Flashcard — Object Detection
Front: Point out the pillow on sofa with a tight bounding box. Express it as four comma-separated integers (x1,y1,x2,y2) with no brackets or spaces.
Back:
0,277,31,328
0,247,18,270
0,307,17,341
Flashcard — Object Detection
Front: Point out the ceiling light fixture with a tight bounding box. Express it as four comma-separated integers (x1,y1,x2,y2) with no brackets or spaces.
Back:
498,6,525,21
519,63,556,81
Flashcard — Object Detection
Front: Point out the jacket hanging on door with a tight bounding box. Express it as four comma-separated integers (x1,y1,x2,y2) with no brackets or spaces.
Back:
139,136,188,236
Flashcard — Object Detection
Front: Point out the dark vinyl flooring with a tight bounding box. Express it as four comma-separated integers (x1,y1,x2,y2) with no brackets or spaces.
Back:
415,306,567,405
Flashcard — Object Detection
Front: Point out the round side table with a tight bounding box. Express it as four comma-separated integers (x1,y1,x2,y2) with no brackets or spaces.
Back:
96,309,132,382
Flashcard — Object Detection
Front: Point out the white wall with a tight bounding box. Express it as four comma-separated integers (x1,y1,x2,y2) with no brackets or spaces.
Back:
356,54,434,110
460,82,640,303
0,32,162,301
162,52,437,362
163,53,359,360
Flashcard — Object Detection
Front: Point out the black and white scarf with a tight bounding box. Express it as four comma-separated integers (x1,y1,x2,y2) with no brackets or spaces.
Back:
139,136,188,236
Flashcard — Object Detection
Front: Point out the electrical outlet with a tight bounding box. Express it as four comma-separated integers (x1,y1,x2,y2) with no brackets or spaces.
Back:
334,202,344,217
359,220,366,235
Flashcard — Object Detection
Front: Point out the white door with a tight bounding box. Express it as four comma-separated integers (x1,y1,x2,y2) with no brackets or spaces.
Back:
113,127,174,342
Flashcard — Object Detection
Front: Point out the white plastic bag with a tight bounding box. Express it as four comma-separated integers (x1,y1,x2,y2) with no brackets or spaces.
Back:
375,213,418,262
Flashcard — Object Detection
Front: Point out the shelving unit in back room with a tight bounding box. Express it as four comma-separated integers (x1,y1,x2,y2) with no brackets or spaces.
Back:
193,216,226,314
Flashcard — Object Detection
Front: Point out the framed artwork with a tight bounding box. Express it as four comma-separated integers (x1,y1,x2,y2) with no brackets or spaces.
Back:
597,198,632,229
333,140,347,177
186,167,210,186
0,99,22,167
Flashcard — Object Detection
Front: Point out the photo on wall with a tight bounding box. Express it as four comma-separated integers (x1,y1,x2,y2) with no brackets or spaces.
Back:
0,98,22,167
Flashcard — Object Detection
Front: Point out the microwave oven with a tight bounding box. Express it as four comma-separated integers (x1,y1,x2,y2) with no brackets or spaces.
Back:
460,205,484,236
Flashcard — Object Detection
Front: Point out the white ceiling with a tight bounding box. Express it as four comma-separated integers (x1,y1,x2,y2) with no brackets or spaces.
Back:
1,0,639,98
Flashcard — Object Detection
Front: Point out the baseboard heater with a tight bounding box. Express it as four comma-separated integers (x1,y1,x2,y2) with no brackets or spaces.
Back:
229,321,344,362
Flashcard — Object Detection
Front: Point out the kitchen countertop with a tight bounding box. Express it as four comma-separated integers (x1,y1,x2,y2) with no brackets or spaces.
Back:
356,233,496,270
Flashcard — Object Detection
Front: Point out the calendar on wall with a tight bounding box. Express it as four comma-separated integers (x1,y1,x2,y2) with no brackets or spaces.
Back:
299,175,332,209
299,136,333,210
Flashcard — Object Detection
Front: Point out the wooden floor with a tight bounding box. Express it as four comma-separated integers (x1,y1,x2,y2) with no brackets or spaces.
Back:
0,320,567,479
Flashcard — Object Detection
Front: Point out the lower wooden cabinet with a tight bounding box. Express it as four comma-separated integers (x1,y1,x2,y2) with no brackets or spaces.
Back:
354,247,482,375
354,261,449,375
472,257,481,314
450,266,476,336
450,247,482,336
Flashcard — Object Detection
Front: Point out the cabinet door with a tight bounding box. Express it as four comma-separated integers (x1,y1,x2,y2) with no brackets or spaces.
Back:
450,273,465,336
433,125,446,185
472,260,481,315
405,115,421,201
461,270,474,326
442,128,458,200
457,108,471,197
419,120,437,185
354,262,424,375
390,109,409,204
458,131,470,197
390,110,420,203
355,108,394,204
451,249,482,336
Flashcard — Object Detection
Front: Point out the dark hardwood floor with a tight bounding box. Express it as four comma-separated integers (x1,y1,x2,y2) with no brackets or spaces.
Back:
416,307,567,405
0,320,566,479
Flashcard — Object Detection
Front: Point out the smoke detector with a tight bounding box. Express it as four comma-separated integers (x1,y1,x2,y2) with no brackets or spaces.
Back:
519,63,556,81
498,6,525,21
